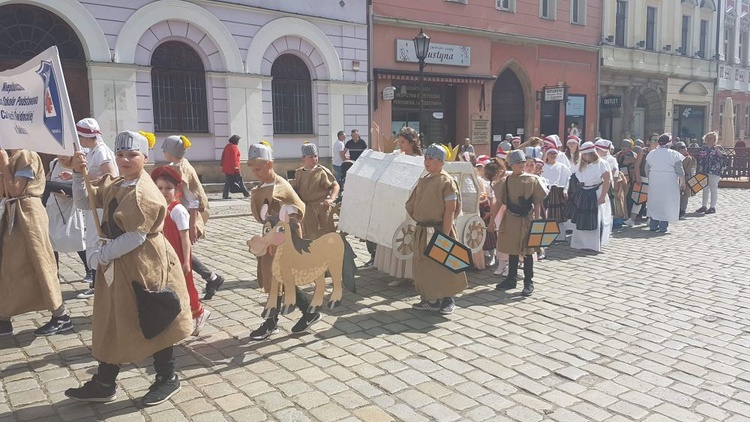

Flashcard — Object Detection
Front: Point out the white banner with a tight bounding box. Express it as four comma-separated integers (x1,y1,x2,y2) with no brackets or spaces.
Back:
0,46,77,155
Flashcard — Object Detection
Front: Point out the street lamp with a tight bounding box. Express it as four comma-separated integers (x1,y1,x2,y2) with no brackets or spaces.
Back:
413,27,431,146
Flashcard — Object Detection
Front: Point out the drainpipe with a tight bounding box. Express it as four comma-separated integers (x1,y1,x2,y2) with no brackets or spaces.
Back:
713,0,722,132
596,47,602,139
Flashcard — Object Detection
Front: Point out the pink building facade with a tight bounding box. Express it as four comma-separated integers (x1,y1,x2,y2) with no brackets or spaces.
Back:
372,0,602,156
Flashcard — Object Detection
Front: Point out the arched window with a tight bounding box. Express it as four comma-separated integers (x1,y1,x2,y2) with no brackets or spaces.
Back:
151,41,208,133
271,54,313,134
0,5,85,61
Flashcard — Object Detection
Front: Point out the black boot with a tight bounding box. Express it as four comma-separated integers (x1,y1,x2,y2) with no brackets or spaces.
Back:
521,255,534,296
496,255,519,290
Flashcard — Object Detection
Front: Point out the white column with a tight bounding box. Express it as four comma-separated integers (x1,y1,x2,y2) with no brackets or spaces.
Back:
225,73,267,160
87,63,138,147
735,16,742,64
692,6,701,56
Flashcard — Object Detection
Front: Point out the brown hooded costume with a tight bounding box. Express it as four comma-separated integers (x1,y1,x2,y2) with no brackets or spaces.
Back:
85,173,192,364
0,150,62,318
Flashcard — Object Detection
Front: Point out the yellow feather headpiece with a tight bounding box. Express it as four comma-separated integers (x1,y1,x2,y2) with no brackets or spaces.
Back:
180,135,192,149
139,131,156,149
260,140,273,150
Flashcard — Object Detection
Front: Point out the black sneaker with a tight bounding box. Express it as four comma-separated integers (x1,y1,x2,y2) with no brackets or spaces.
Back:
412,299,441,311
203,275,225,300
362,257,375,268
141,374,181,407
65,378,117,403
0,320,12,336
521,281,535,297
291,312,322,333
34,316,73,336
496,277,517,291
77,288,95,299
249,318,279,341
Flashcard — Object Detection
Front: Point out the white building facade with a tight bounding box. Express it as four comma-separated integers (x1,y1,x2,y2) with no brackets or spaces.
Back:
716,0,750,144
600,0,718,142
0,0,368,179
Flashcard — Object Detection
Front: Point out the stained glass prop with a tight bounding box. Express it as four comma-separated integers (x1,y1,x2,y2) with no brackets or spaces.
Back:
527,220,561,248
687,174,708,194
631,182,648,205
423,230,473,274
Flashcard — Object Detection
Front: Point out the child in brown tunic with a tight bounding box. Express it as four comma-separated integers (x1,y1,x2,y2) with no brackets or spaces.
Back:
66,131,193,406
0,149,72,336
495,150,548,296
290,142,339,240
246,143,321,341
161,135,226,300
405,144,467,315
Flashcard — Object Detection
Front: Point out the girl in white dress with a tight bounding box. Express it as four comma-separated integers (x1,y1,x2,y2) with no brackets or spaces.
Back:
45,156,87,275
568,142,612,252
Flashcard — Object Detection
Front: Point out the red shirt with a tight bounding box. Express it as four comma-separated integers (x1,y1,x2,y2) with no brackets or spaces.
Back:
221,143,240,174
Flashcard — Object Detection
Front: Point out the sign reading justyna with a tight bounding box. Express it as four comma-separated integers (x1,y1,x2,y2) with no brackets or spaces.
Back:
396,39,471,67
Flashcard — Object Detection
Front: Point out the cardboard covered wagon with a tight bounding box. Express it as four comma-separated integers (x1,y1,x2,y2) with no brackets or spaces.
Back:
338,150,486,259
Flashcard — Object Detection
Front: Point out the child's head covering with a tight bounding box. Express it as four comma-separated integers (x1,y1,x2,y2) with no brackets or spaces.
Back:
546,148,559,155
301,142,317,157
161,135,192,159
595,139,612,152
635,139,645,147
76,118,103,143
675,141,688,150
534,157,544,166
580,142,596,154
151,165,183,187
248,142,273,164
424,144,447,161
621,139,633,148
567,135,581,145
114,130,155,156
507,150,526,166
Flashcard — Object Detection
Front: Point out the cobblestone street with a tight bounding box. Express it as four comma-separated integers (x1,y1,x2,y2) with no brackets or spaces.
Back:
1,189,749,422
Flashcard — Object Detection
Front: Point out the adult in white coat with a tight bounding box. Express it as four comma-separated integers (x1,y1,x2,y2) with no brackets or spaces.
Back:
645,133,685,233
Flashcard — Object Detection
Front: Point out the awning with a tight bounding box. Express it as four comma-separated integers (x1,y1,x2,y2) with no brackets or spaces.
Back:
374,68,496,84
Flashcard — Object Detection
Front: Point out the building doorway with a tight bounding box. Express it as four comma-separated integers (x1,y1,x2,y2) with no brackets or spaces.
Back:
540,100,560,137
492,69,525,155
635,88,664,139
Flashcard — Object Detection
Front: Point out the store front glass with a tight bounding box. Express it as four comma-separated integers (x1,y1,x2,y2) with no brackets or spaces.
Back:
672,105,706,142
391,83,456,146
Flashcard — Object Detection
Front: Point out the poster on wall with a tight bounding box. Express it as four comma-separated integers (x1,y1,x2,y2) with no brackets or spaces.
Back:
0,46,77,155
471,112,490,145
565,95,586,142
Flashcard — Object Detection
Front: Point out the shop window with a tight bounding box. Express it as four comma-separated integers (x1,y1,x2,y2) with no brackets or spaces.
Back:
540,0,556,19
497,0,516,12
151,41,209,133
271,54,313,134
645,7,656,51
615,1,627,47
571,0,585,24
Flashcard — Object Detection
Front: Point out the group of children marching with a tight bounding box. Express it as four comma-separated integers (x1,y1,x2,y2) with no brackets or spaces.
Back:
0,119,715,407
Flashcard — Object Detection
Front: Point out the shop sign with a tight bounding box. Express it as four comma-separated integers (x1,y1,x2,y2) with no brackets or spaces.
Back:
392,84,444,109
601,95,621,109
566,95,586,116
382,86,396,101
396,39,471,67
544,87,566,102
471,112,491,145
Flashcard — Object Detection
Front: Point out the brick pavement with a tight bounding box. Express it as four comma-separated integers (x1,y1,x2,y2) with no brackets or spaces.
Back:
1,189,750,421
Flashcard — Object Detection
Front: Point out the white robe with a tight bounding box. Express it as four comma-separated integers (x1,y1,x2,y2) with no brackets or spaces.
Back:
571,160,612,252
542,162,572,189
646,147,684,223
46,160,85,253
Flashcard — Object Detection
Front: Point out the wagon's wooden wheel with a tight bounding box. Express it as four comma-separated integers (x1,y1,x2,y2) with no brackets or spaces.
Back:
462,215,486,253
392,220,417,260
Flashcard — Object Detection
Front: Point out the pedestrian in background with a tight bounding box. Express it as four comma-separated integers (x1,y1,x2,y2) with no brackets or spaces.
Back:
645,133,685,233
222,135,250,199
344,129,367,161
332,131,346,185
695,132,726,214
